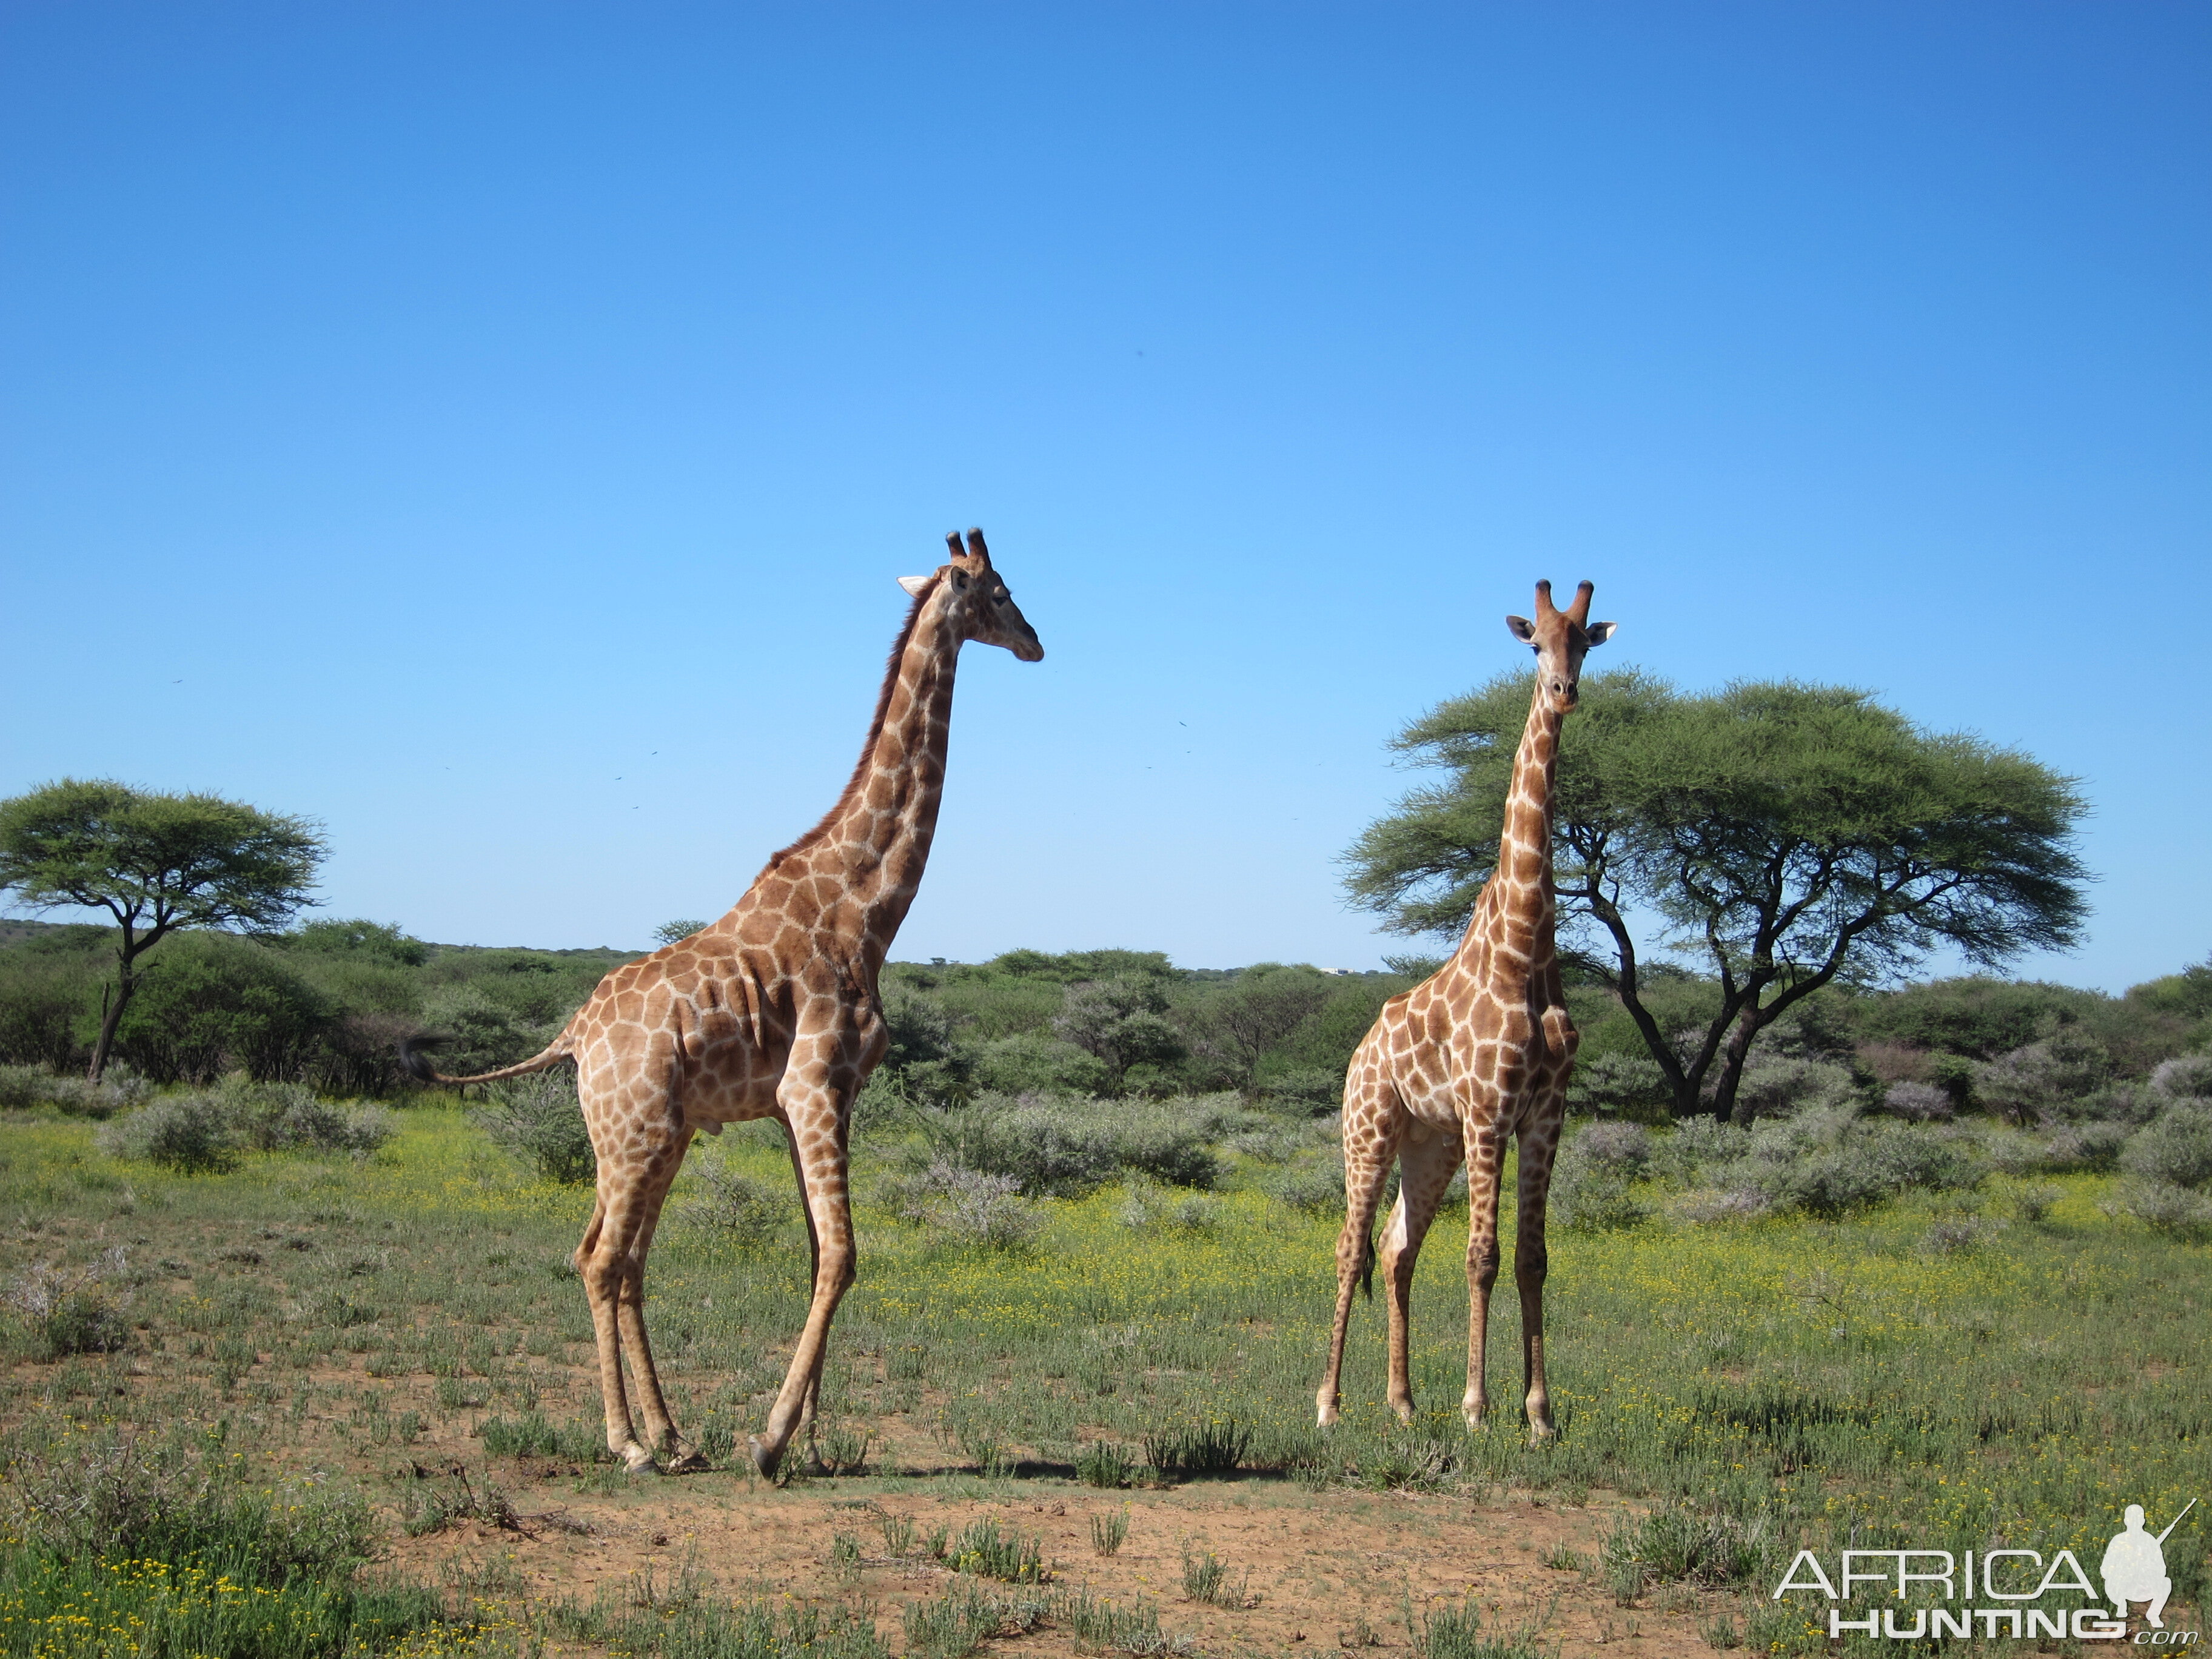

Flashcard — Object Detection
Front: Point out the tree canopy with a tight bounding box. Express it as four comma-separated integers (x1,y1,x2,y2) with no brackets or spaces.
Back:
1344,671,2090,1121
0,779,326,1078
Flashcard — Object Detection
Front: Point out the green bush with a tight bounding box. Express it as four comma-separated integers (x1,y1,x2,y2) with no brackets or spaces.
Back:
1550,1154,1651,1232
0,1419,378,1575
472,1069,594,1184
917,1093,1223,1195
2121,1104,2212,1190
1602,1504,1776,1589
5,1253,134,1358
1762,1122,1985,1218
0,1062,151,1118
682,1155,787,1246
97,1092,241,1173
1566,1050,1671,1120
2119,1178,2212,1242
1269,1156,1346,1215
92,1078,390,1170
1725,1053,1860,1122
967,1033,1112,1098
415,983,551,1076
223,1078,394,1154
109,931,331,1085
885,1159,1042,1252
1144,1419,1252,1478
1970,1033,2112,1124
1254,1064,1345,1114
0,951,101,1070
2151,1053,2212,1102
1854,976,2108,1060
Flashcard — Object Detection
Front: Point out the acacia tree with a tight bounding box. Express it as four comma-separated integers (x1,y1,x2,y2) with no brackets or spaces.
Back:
0,779,326,1079
1344,672,2090,1122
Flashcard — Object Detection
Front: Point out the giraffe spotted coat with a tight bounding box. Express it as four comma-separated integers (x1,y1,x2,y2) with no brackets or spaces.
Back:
403,531,1042,1477
1316,579,1615,1441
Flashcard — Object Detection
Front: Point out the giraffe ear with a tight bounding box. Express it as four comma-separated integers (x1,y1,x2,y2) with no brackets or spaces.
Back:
897,575,931,597
1506,615,1537,645
1586,621,1617,647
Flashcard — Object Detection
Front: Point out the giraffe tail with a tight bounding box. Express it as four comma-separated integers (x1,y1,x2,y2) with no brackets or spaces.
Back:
1356,1210,1378,1302
398,1032,574,1088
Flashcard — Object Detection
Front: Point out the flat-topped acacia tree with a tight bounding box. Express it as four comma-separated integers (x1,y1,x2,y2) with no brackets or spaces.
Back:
0,779,326,1080
1344,673,2090,1124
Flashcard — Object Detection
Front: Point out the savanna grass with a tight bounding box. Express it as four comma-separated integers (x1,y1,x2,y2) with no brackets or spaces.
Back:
2,1099,2208,1652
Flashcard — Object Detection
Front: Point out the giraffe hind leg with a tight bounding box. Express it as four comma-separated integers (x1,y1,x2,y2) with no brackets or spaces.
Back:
581,1120,694,1475
1381,1125,1464,1424
1317,1070,1402,1427
617,1158,712,1472
580,1193,658,1474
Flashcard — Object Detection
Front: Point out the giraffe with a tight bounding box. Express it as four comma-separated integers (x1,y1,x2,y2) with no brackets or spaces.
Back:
1315,579,1615,1442
401,530,1042,1478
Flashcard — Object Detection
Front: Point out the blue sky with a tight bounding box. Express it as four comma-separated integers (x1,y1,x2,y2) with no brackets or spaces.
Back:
2,2,2205,990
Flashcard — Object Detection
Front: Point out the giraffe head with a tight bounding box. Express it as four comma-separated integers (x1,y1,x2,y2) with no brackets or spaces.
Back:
899,529,1044,662
1506,580,1615,713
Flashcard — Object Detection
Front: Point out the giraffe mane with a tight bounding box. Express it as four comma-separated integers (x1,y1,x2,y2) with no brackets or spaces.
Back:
762,574,944,873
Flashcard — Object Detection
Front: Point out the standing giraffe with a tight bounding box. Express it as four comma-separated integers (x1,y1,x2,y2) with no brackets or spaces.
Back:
1316,579,1614,1441
403,530,1042,1477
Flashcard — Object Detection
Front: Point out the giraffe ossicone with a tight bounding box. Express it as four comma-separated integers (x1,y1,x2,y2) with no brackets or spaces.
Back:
1316,577,1616,1443
401,529,1042,1478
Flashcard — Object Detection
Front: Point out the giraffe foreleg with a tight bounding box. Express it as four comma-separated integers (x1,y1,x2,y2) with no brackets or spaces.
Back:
782,1117,828,1463
1511,1102,1566,1443
1318,1066,1401,1428
750,1072,857,1479
1381,1125,1463,1424
1461,1108,1508,1429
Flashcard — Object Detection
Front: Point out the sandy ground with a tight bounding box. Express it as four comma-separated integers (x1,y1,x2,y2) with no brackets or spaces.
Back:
27,1329,1744,1657
379,1454,1736,1656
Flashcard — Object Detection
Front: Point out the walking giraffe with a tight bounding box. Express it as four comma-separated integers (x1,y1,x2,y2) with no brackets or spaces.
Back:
1316,579,1615,1440
403,530,1043,1477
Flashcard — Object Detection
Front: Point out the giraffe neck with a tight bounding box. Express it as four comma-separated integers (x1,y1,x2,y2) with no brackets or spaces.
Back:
763,587,962,961
1458,679,1562,976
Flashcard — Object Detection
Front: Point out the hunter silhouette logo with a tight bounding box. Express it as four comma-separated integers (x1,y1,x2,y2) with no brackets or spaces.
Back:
2104,1500,2196,1631
1773,1497,2202,1642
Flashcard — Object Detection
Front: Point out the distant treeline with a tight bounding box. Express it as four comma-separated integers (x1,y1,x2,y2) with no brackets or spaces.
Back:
0,917,2205,1118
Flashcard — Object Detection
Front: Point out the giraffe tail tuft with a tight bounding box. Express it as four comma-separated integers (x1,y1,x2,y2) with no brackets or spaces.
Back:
397,1033,445,1084
396,1032,574,1090
1356,1212,1378,1302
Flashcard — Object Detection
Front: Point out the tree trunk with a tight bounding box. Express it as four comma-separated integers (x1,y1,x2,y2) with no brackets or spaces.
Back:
87,926,150,1083
1717,1006,1770,1125
87,970,135,1082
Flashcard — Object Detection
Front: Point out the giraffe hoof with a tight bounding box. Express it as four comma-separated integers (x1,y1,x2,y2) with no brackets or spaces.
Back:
665,1448,712,1475
620,1443,658,1475
748,1435,782,1480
